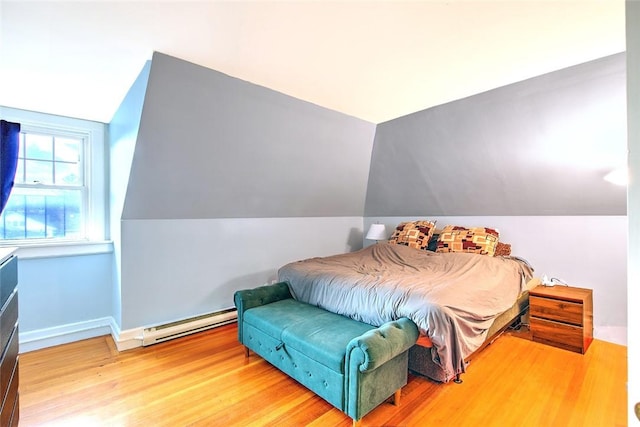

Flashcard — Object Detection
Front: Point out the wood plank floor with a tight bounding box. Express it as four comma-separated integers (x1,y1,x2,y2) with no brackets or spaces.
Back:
19,324,627,426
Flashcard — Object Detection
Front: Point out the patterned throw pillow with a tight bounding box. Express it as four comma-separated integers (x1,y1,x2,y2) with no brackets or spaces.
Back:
388,220,436,250
436,226,500,256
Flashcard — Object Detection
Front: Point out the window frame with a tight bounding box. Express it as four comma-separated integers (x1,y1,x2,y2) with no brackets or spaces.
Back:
0,107,110,258
9,125,89,241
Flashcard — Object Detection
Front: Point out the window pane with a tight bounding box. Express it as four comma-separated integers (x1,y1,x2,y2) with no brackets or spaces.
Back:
55,161,81,185
24,133,53,160
45,193,81,238
0,187,83,240
0,195,26,239
44,196,65,237
54,137,81,162
25,195,46,239
24,159,53,184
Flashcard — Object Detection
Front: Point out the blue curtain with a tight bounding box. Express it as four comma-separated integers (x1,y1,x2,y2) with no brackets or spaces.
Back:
0,120,20,215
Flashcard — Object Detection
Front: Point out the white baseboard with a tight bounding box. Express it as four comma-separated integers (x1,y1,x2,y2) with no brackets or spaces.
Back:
18,314,237,353
20,317,115,353
594,326,627,346
19,317,146,353
110,322,144,351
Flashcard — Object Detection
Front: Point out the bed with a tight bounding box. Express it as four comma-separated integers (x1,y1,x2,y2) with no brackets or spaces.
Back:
277,221,534,383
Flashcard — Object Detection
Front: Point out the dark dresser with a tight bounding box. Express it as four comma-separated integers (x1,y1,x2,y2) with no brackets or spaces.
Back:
0,249,18,426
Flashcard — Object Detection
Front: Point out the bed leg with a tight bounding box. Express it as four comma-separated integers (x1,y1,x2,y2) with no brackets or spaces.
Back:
244,346,250,358
453,374,463,384
352,418,361,427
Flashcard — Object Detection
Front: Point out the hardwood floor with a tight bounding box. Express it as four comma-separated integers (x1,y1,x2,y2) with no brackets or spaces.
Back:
19,324,627,426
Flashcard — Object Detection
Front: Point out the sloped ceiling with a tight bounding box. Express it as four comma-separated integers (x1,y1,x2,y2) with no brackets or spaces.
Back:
0,1,626,124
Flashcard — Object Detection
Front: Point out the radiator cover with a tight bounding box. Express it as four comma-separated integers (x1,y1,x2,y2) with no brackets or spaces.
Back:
142,308,237,346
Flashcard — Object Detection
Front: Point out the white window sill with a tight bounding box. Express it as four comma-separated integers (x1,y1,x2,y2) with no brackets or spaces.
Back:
1,240,113,259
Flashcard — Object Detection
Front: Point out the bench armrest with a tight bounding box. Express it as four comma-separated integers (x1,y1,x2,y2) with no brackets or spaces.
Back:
234,282,292,343
346,317,419,373
234,282,292,313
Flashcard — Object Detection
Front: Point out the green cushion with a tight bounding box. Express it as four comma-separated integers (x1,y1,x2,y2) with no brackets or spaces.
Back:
243,299,375,373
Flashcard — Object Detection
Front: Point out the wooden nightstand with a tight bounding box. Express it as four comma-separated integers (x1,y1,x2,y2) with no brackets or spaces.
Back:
529,285,593,354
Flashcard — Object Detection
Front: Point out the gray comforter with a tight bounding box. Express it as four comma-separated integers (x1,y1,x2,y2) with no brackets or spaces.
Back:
278,243,533,381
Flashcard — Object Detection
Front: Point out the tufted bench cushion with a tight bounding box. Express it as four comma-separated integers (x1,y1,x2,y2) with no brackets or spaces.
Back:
244,299,374,372
235,282,419,426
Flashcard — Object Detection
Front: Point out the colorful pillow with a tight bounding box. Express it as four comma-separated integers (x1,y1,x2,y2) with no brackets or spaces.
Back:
388,220,436,250
494,242,512,257
436,226,500,256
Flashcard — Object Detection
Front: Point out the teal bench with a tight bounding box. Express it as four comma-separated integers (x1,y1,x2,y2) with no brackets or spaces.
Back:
234,282,419,426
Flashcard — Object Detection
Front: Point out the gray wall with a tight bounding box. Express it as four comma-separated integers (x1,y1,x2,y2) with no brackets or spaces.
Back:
365,53,626,216
119,52,375,330
124,52,374,219
626,0,639,422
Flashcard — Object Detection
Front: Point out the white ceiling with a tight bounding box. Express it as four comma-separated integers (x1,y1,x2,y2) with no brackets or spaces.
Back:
0,1,626,124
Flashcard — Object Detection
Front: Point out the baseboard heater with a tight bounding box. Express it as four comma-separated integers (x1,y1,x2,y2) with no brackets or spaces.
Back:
142,308,237,346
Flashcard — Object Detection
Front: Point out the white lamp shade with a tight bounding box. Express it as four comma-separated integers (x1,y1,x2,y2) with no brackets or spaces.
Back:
366,223,387,241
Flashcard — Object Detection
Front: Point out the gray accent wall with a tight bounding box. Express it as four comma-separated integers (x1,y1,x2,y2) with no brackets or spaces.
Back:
124,52,375,219
365,53,627,216
118,52,375,330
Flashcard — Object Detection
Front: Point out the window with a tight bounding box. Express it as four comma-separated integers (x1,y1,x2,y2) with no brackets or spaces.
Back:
0,128,87,240
0,107,108,253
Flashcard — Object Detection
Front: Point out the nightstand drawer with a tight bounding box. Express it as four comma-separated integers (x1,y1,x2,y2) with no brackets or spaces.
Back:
531,317,584,353
530,295,583,326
